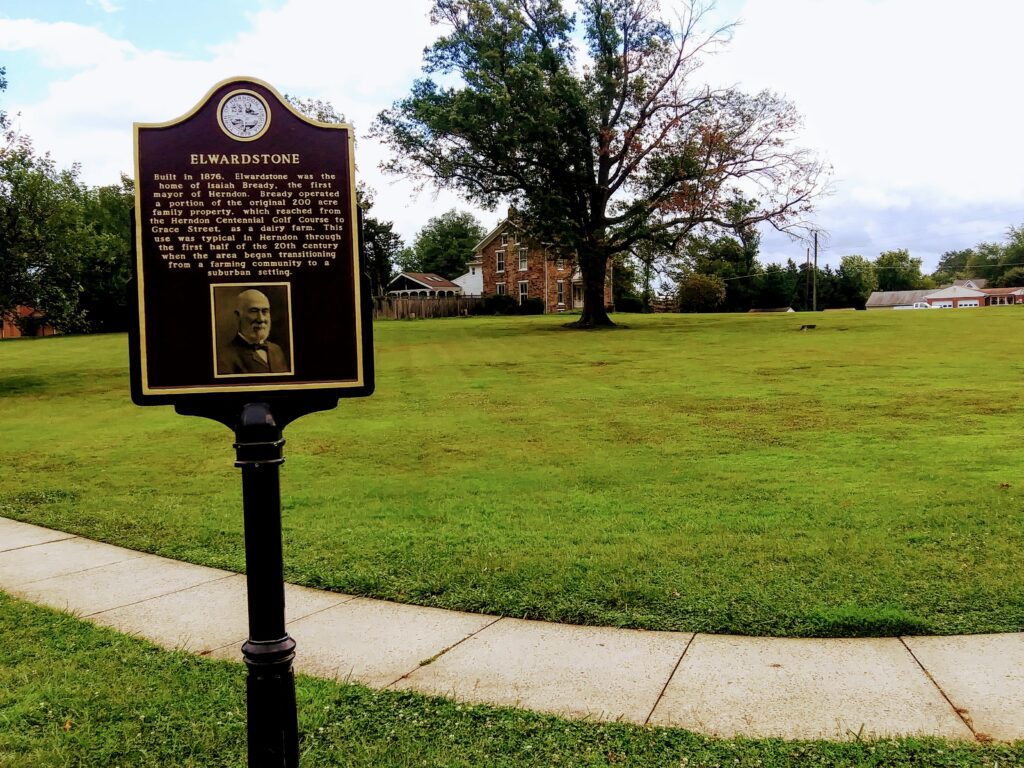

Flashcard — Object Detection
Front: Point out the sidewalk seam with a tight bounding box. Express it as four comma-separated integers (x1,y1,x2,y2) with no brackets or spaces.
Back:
83,572,240,618
0,535,80,554
644,631,697,725
385,615,505,689
899,636,977,740
7,552,149,588
285,592,360,624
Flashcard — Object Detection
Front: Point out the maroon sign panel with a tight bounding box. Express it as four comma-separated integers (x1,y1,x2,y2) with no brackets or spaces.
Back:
132,77,370,403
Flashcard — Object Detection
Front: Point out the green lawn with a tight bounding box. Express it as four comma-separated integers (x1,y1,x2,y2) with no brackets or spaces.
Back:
2,593,1020,767
2,310,1023,637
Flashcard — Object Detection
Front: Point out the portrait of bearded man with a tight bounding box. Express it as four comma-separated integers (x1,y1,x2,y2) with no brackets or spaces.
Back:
216,287,290,375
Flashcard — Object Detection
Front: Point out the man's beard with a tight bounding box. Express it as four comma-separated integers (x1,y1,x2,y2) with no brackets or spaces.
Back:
246,324,269,343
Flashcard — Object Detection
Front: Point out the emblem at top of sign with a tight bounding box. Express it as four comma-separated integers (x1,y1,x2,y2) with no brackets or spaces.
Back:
218,90,270,141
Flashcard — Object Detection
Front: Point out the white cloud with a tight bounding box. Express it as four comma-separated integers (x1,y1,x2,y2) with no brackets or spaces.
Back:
0,2,491,244
690,0,1024,267
87,0,123,13
705,0,1024,207
210,0,435,105
0,18,136,68
4,0,1021,265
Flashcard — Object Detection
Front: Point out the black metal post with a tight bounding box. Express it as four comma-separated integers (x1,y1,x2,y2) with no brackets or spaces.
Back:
233,402,299,768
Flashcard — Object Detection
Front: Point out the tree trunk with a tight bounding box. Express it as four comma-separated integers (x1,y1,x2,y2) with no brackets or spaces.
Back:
569,248,614,328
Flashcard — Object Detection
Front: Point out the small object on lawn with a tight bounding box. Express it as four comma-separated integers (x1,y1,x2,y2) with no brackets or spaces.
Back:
799,324,817,331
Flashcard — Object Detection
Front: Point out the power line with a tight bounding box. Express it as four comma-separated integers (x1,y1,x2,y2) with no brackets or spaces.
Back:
714,260,1024,283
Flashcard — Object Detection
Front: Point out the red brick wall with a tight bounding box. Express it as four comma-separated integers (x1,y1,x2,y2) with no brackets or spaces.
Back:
1,308,58,338
0,313,23,338
479,225,613,312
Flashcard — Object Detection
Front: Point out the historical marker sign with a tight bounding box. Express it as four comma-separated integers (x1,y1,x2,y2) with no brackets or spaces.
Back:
131,76,373,406
131,78,376,765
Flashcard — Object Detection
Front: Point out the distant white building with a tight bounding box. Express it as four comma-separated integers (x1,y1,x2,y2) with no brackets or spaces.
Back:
452,257,483,297
866,289,935,309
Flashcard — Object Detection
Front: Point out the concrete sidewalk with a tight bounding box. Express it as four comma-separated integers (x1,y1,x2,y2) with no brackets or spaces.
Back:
2,516,1021,743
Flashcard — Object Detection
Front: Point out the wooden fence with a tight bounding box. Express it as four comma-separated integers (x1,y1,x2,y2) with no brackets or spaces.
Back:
372,295,485,320
650,295,677,313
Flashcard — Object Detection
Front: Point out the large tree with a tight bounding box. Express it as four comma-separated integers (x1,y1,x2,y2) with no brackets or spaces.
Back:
629,236,672,309
931,248,973,285
285,95,402,295
993,226,1024,286
0,66,7,131
0,132,136,332
0,72,136,331
674,230,759,311
374,0,826,327
676,271,725,312
752,261,798,309
401,209,485,278
363,216,403,296
0,130,88,329
283,95,346,125
835,254,877,308
874,249,924,292
77,174,135,331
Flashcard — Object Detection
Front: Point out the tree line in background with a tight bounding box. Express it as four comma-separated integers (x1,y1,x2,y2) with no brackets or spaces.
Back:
1,68,136,333
612,222,1024,314
5,62,1024,334
0,84,483,334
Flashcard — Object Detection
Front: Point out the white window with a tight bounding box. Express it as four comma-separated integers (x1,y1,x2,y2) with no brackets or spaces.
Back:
557,280,565,305
518,247,528,271
556,258,566,270
496,282,506,295
518,281,529,304
500,232,508,247
496,250,505,273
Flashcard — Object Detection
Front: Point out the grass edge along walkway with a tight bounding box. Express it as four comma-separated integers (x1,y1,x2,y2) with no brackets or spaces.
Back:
2,589,1023,768
3,518,1023,752
3,313,1024,638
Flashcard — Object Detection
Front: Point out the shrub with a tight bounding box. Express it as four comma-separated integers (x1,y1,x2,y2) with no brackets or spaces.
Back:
677,273,727,313
472,293,519,315
615,296,644,313
517,297,545,315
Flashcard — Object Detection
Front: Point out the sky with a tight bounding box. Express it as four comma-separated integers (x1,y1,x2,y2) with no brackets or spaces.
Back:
1,0,1022,274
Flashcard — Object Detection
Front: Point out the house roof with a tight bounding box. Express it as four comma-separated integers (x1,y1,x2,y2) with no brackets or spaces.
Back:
473,214,573,258
924,285,986,300
473,218,517,253
953,279,988,289
865,289,934,307
388,272,461,290
981,287,1024,296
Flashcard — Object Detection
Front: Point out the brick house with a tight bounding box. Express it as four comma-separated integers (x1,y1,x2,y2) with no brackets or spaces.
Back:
1,306,57,339
867,282,1024,309
979,287,1024,306
923,284,1024,308
474,218,613,312
922,285,986,308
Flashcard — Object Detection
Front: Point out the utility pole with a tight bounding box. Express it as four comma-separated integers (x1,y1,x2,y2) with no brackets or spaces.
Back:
805,247,811,310
813,231,818,312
